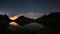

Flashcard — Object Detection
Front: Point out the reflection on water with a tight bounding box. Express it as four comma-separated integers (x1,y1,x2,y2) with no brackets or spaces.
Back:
9,22,19,26
9,16,19,26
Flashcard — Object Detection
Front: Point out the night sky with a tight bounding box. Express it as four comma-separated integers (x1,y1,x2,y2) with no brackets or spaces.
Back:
0,0,60,19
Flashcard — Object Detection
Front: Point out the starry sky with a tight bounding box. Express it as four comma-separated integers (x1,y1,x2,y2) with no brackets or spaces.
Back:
0,0,60,18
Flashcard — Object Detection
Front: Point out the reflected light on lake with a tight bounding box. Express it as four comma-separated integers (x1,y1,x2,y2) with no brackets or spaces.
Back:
9,22,19,26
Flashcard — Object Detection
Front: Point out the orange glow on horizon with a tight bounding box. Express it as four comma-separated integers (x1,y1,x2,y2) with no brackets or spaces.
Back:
9,16,19,20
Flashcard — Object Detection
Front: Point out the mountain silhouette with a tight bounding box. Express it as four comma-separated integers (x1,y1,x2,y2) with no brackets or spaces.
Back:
35,12,60,25
35,12,60,34
0,14,12,34
0,14,11,26
14,16,34,26
35,15,47,25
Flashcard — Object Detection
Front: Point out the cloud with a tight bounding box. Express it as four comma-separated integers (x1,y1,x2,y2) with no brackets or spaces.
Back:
0,10,8,15
14,12,44,19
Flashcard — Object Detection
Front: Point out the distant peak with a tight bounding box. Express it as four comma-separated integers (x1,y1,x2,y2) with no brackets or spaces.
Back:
20,16,25,17
48,12,60,16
